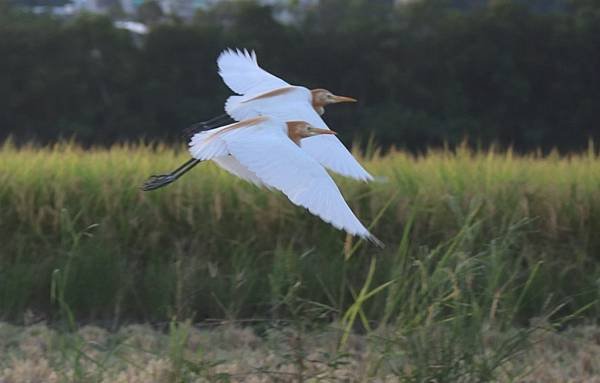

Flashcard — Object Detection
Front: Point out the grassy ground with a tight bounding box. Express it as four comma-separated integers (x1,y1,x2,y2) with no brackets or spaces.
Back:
2,141,600,380
1,321,600,382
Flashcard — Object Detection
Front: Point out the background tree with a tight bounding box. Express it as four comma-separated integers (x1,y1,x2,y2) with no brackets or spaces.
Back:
2,0,600,152
137,0,163,25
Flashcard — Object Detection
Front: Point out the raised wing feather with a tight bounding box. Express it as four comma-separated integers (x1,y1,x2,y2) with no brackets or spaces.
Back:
300,135,373,182
218,120,380,243
217,49,289,96
225,87,374,182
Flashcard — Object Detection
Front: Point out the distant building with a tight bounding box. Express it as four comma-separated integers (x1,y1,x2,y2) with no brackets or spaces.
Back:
23,0,322,21
156,0,210,19
114,20,149,33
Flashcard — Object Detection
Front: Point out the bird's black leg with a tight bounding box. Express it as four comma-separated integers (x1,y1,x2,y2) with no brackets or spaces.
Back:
142,158,202,191
183,114,236,138
144,114,234,191
200,113,234,127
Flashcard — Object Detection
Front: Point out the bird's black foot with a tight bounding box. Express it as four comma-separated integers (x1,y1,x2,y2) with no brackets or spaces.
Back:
142,174,177,191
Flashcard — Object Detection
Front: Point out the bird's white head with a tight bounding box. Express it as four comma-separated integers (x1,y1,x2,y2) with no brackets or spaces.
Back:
286,121,337,145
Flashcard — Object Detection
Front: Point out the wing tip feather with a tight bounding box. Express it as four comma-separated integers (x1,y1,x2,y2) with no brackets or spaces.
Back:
217,47,258,66
366,234,385,248
362,172,375,182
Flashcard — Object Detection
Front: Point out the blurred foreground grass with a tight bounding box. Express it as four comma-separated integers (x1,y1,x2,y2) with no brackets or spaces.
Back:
1,141,599,324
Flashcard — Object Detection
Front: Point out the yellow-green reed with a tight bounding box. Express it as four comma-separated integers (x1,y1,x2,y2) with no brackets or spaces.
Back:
1,140,599,325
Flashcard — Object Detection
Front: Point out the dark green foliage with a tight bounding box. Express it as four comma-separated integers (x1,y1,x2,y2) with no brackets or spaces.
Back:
2,0,600,151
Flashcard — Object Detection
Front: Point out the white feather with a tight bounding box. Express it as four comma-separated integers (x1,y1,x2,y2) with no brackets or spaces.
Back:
212,156,264,186
188,124,230,160
217,48,289,96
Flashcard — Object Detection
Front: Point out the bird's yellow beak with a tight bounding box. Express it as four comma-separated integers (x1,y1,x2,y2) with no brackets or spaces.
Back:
331,95,357,103
313,128,337,135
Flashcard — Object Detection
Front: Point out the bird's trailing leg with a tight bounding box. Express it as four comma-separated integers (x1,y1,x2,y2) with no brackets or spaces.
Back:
144,114,233,192
183,114,235,138
142,158,202,191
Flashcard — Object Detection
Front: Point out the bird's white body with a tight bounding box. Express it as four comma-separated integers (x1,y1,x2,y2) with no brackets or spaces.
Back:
188,116,381,245
217,49,374,182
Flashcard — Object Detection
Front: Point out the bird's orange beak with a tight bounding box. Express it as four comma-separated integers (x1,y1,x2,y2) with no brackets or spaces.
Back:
313,128,337,135
331,95,357,103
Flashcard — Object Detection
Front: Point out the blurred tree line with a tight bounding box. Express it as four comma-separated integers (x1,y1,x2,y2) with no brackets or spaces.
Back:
1,0,599,152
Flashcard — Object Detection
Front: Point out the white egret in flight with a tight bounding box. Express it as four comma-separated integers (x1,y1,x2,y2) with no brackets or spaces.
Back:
143,49,372,190
182,115,382,246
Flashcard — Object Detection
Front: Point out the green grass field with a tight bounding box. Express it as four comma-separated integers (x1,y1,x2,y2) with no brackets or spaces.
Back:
1,141,600,380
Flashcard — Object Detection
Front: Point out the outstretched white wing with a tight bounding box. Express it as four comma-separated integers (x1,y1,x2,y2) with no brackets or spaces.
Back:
224,86,374,182
217,48,289,96
301,135,373,182
197,118,380,243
